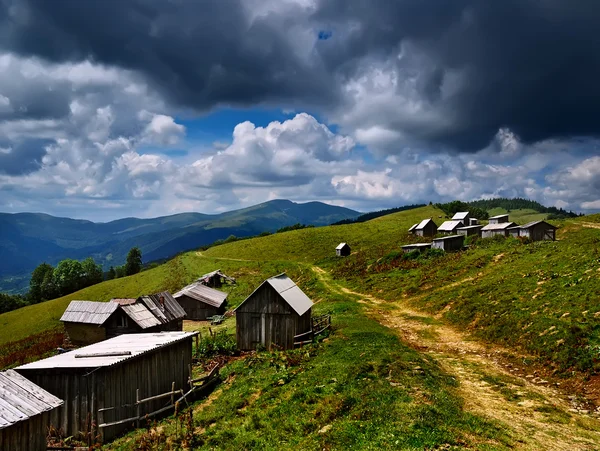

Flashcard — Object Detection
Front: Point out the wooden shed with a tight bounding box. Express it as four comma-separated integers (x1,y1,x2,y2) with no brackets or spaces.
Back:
410,218,438,237
173,282,228,320
456,225,483,237
488,214,509,224
335,242,351,257
401,243,432,253
16,332,196,444
438,220,464,234
235,274,313,351
481,222,517,238
509,221,557,241
452,212,470,223
136,292,186,331
198,270,236,288
0,370,63,451
432,235,464,252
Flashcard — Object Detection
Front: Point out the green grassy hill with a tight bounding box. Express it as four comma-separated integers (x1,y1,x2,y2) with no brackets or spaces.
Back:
4,205,600,449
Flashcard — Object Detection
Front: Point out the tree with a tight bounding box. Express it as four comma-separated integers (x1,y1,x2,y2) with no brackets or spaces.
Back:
29,262,56,302
81,257,103,287
53,259,84,296
115,265,127,278
107,266,116,280
125,247,142,276
0,293,26,314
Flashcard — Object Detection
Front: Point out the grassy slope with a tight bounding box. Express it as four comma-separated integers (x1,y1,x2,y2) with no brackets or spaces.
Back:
486,207,548,224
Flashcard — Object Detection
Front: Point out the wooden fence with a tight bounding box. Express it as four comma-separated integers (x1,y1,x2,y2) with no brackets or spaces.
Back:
293,314,331,347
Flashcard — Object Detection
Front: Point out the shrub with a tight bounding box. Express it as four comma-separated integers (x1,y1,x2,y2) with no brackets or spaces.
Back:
195,332,237,359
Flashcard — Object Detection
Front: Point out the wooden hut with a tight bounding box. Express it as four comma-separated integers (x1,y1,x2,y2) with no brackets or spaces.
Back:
136,292,186,331
508,221,557,241
235,274,313,351
61,301,124,345
488,214,509,224
173,282,228,320
16,332,197,444
335,242,351,257
432,235,464,252
456,225,483,237
0,370,63,451
401,243,432,253
411,218,437,237
438,220,464,235
197,270,236,288
481,222,517,238
452,212,470,223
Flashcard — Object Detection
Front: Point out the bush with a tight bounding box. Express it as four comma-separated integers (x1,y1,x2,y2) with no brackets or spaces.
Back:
379,250,404,265
195,332,237,359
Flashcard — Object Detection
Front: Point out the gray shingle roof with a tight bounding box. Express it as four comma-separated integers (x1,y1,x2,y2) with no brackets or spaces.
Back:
60,301,119,325
173,282,228,308
0,369,63,429
120,303,162,329
138,291,186,324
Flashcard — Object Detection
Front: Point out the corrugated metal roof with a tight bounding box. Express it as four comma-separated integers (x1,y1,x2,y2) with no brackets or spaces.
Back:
0,369,63,429
121,303,162,329
521,220,557,229
488,214,509,220
438,220,463,231
110,298,137,305
336,242,349,250
60,301,119,325
16,332,197,371
138,291,186,324
173,282,228,308
481,222,517,231
415,218,435,230
452,212,469,220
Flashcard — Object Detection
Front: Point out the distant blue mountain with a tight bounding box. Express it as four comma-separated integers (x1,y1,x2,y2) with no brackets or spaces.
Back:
0,200,359,293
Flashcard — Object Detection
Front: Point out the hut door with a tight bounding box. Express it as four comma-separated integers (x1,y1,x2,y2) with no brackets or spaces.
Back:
251,314,262,348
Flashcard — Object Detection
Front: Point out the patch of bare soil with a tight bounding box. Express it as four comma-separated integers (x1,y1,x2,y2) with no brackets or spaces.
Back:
326,273,600,450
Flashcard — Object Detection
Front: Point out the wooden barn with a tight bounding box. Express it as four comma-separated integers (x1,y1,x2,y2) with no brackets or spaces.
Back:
335,242,351,257
432,235,464,252
235,274,313,351
409,218,437,237
16,332,197,444
438,220,464,234
457,225,483,237
401,243,432,253
508,221,557,241
452,212,470,223
0,370,63,451
198,270,236,288
481,222,517,238
173,282,228,320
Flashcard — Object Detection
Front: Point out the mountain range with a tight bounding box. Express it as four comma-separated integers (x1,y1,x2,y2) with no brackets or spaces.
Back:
0,200,359,293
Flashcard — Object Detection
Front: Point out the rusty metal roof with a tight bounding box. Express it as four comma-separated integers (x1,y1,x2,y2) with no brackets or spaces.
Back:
121,303,161,329
138,291,186,324
16,332,197,371
438,220,463,232
0,370,63,429
173,282,228,308
60,301,119,325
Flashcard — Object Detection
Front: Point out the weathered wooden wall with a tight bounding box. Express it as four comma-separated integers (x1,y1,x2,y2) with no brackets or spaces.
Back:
236,284,311,351
0,411,51,451
416,222,437,237
432,237,464,251
522,224,555,241
16,338,193,443
481,229,510,239
64,322,106,346
177,295,223,320
104,310,147,338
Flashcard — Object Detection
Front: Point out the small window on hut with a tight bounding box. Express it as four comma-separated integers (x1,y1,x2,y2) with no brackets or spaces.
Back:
117,315,128,328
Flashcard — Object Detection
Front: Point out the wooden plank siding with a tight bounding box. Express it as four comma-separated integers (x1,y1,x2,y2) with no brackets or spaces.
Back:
176,294,224,320
0,411,50,451
16,338,193,443
236,284,311,351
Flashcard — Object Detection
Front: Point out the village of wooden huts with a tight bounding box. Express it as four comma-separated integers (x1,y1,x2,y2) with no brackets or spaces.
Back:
15,332,197,443
336,242,351,257
61,291,186,345
0,370,63,451
173,281,228,320
235,273,313,351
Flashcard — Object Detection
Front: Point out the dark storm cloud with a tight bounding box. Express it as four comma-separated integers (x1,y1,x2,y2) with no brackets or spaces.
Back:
0,138,51,175
2,0,600,150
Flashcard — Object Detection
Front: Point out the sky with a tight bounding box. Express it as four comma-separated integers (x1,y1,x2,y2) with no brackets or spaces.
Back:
0,0,600,221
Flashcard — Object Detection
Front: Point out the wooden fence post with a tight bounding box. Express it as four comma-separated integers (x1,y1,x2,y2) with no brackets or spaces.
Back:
136,389,140,428
171,382,175,406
